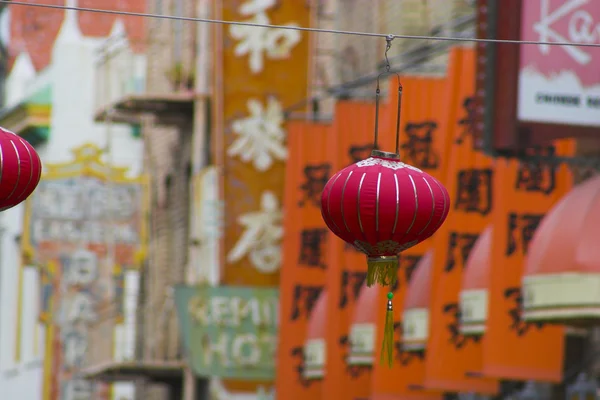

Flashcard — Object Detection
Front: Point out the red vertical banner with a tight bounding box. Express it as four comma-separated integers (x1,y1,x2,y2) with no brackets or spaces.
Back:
483,141,574,381
424,47,498,394
371,74,452,399
322,101,377,400
277,121,331,400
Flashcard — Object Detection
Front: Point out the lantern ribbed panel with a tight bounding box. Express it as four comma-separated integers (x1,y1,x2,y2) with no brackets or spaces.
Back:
0,127,42,211
321,155,449,257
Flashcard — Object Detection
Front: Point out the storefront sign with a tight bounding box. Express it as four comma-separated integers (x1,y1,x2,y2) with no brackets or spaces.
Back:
517,0,600,126
21,144,148,400
174,285,279,380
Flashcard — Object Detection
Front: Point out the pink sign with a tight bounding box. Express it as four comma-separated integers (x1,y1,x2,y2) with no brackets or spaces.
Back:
518,0,600,126
521,0,600,86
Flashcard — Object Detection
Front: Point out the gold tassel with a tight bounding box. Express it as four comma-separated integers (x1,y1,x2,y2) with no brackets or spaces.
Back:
367,256,399,287
380,292,395,367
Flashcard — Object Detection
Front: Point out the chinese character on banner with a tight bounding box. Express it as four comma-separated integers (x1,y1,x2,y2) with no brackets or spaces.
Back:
515,146,557,195
338,270,367,309
347,144,374,165
444,232,480,272
227,191,283,273
290,284,324,321
401,121,440,169
505,212,544,257
228,97,287,172
393,322,425,366
454,168,494,215
504,287,545,337
229,0,301,74
298,228,328,269
455,97,479,145
298,163,331,207
443,302,480,349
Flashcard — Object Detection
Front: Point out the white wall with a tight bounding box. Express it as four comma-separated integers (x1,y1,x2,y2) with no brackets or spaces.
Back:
0,205,45,398
0,4,145,400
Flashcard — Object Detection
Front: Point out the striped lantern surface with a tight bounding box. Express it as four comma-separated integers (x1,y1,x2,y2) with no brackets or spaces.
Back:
320,150,449,288
0,127,42,212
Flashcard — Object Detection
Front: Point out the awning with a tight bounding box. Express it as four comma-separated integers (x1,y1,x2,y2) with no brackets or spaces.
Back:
523,175,600,323
402,250,434,351
304,291,327,380
459,225,492,335
0,86,51,146
347,285,379,366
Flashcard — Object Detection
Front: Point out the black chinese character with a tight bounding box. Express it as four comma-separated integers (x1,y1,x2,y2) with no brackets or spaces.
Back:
298,229,328,269
454,168,494,215
290,346,312,387
348,144,375,164
443,303,480,349
456,96,479,145
504,287,544,336
444,232,480,272
393,322,426,365
506,213,545,257
298,163,331,207
390,254,423,293
402,255,422,283
290,285,324,320
515,146,556,195
400,121,440,169
339,270,367,309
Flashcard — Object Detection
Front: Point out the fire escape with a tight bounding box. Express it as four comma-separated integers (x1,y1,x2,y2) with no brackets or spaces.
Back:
80,0,196,398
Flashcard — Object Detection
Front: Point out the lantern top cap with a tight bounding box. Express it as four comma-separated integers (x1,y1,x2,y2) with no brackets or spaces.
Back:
371,150,400,160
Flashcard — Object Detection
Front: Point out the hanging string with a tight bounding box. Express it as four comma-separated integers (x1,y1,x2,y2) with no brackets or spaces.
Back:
372,35,402,156
2,0,600,49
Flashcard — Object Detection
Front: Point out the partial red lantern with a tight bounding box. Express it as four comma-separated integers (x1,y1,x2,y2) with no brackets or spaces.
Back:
0,127,42,211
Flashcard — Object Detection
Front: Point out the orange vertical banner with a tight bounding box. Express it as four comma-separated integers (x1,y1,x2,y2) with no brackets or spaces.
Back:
219,0,310,287
483,141,573,381
424,47,498,394
322,101,377,400
371,74,451,399
276,121,331,400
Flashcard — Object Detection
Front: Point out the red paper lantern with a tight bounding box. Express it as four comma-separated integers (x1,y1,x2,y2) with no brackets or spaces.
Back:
0,127,42,212
320,40,451,365
321,149,449,286
320,69,450,288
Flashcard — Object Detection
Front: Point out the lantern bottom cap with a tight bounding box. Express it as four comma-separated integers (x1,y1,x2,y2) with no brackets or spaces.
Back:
366,255,399,287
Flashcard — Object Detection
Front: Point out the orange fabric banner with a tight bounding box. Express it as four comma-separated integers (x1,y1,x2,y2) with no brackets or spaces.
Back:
276,121,331,400
322,101,378,400
219,0,310,287
482,141,574,381
370,74,451,399
424,47,499,394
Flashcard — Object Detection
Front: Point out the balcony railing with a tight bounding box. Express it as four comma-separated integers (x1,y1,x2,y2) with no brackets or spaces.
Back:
94,34,147,118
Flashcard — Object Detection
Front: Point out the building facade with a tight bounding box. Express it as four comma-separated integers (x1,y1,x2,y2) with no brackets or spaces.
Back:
0,1,145,399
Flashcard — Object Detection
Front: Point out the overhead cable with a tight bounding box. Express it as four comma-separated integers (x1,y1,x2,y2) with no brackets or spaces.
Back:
1,0,600,49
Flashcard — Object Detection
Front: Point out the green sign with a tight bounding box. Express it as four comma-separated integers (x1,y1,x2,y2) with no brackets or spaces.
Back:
174,285,279,380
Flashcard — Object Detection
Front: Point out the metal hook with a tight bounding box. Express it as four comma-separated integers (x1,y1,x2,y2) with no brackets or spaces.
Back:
384,34,393,72
373,35,403,157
